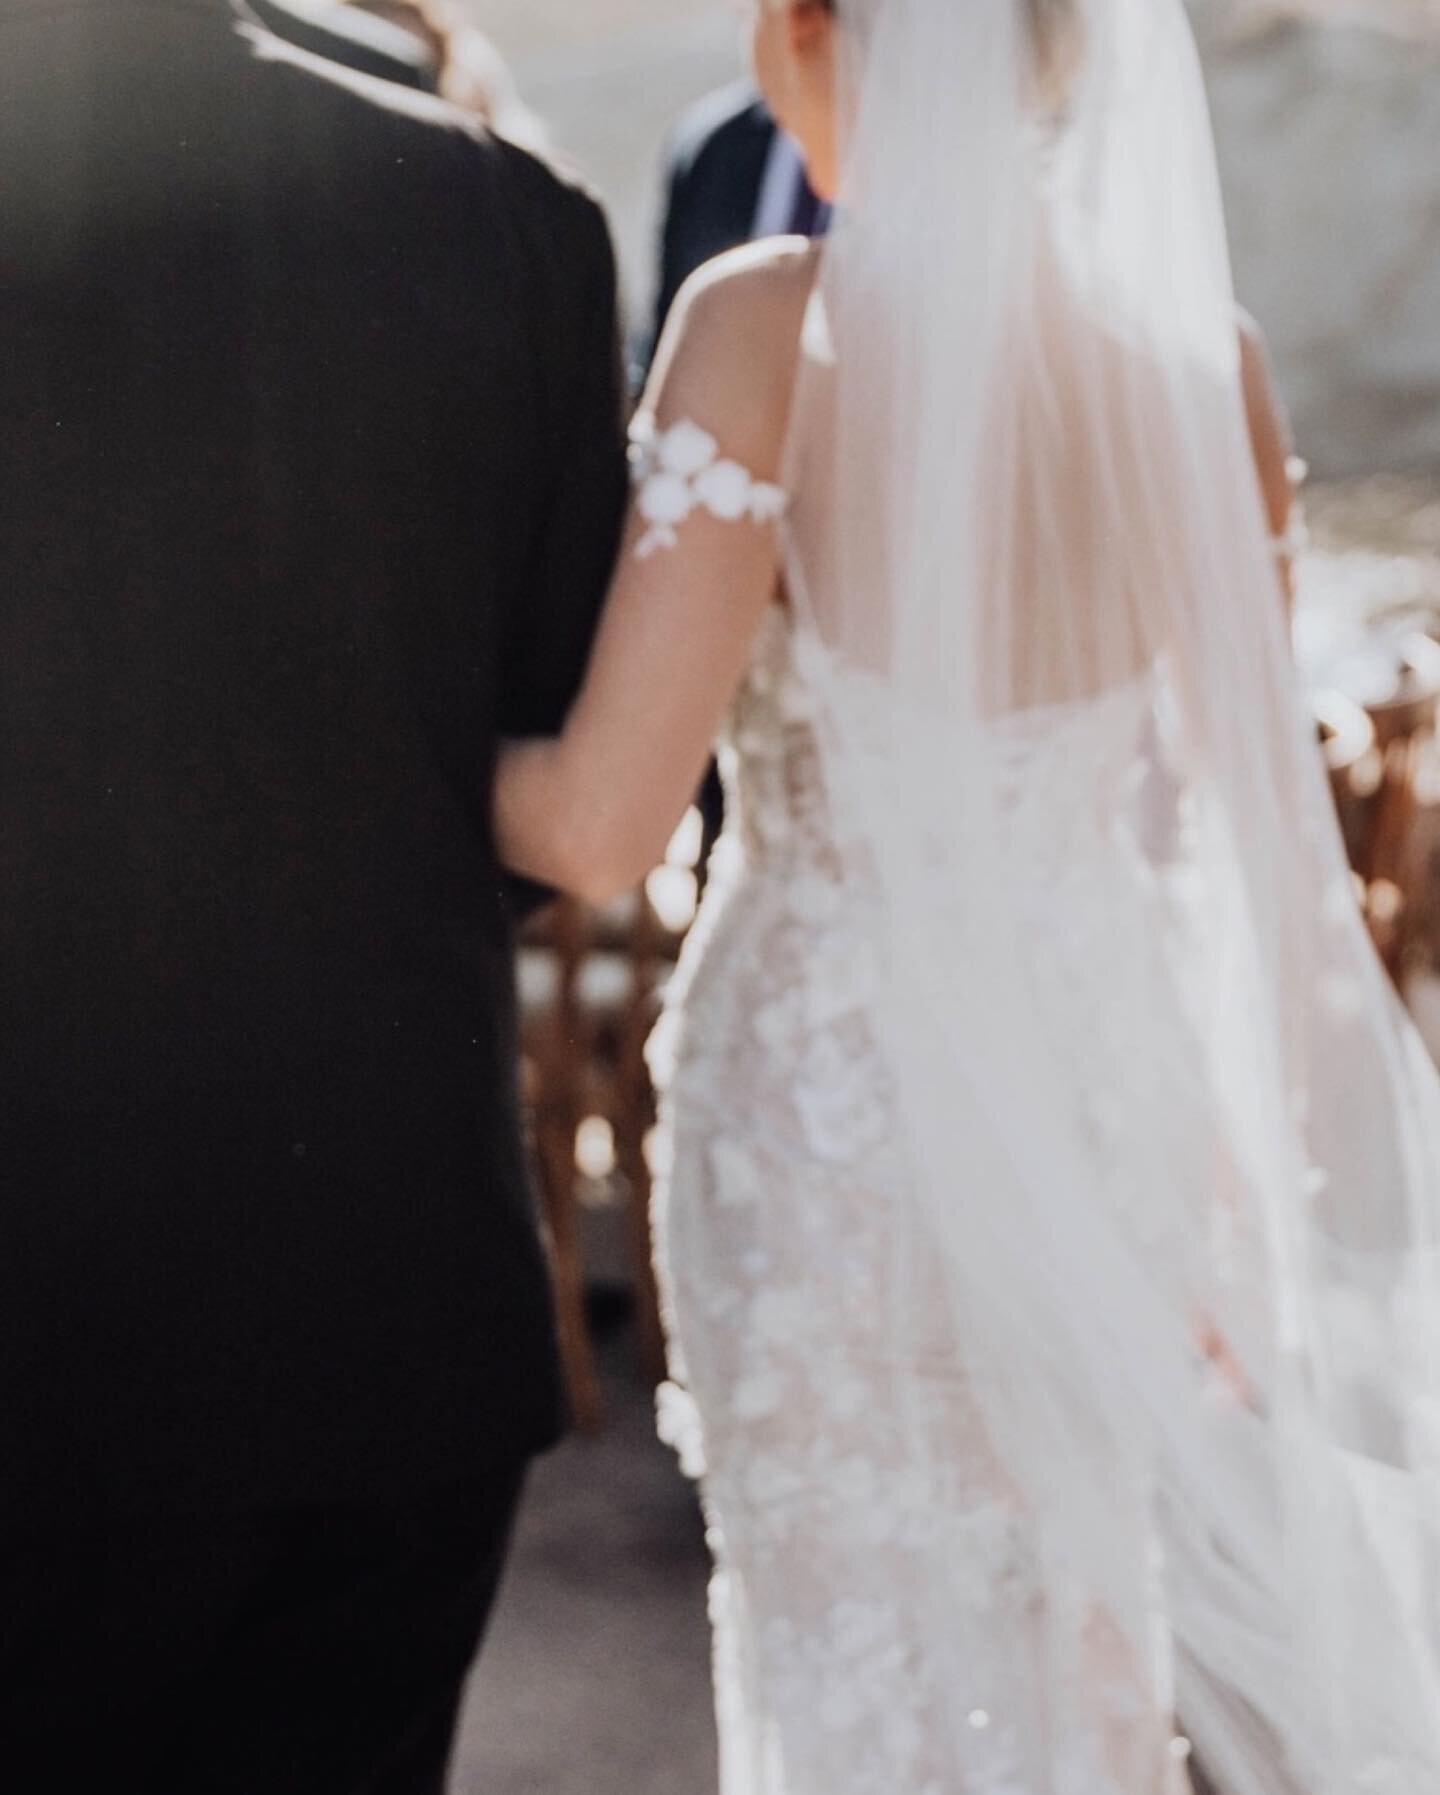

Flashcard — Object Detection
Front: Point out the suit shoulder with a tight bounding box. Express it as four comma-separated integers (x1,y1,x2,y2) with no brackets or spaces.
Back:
487,134,608,235
238,16,467,135
240,22,610,245
484,135,617,306
666,82,772,182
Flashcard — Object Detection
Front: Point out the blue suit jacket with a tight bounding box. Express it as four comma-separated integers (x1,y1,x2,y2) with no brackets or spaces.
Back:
645,83,777,375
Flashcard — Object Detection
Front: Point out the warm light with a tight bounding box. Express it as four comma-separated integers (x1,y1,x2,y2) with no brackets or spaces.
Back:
575,1115,616,1180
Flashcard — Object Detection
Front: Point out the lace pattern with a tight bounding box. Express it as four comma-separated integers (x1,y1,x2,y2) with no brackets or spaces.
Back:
649,604,1196,1794
629,417,788,559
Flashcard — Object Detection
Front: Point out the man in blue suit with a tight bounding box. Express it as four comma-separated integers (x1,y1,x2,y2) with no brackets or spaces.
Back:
645,81,826,374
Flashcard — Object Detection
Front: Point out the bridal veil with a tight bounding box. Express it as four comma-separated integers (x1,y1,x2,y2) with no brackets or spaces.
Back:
781,0,1440,1787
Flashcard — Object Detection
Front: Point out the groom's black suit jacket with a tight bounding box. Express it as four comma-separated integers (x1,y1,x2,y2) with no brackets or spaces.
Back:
0,0,627,1520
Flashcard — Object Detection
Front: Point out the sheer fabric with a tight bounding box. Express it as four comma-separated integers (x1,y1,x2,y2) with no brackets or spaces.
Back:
775,1,1440,1791
650,601,1193,1793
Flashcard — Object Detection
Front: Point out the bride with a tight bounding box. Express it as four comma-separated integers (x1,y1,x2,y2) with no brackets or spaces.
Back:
496,1,1440,1790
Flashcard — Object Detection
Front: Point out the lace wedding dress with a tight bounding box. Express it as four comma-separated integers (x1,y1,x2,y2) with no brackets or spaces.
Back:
645,445,1200,1793
622,0,1440,1782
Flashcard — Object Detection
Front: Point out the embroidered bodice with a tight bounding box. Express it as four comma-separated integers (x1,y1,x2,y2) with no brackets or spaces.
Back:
639,421,1193,1795
714,603,1157,890
715,608,844,882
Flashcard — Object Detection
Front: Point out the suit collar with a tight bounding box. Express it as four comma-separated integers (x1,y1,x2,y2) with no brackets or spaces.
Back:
0,0,244,21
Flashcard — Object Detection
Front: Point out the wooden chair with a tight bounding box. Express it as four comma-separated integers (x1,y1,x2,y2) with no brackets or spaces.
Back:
1314,686,1377,871
519,864,693,1429
1365,638,1440,976
1321,633,1440,980
519,898,605,1432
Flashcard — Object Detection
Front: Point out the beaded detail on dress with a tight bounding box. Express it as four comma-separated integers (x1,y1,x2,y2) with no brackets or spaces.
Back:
648,601,1194,1795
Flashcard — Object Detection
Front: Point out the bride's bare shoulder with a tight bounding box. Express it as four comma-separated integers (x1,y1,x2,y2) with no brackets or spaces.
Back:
674,234,820,323
644,238,820,464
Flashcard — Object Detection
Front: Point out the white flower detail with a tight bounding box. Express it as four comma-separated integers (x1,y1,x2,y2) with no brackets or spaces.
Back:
749,1287,812,1346
732,1368,785,1421
749,481,788,524
630,415,789,557
655,1380,707,1479
635,470,696,556
643,1005,682,1091
806,927,879,1028
793,1030,892,1164
656,418,718,477
709,1137,765,1210
787,869,845,927
694,458,753,521
751,984,806,1057
743,1455,807,1510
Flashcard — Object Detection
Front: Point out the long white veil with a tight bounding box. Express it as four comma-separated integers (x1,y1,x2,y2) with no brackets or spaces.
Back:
782,0,1440,1787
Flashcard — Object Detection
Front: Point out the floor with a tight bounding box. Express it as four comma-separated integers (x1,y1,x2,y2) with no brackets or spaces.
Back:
450,1326,719,1795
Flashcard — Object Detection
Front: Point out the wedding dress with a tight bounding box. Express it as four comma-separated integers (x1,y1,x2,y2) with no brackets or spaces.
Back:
650,598,1197,1794
636,0,1440,1788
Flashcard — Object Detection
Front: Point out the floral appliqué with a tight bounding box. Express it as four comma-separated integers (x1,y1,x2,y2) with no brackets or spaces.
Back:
647,601,1182,1795
630,417,788,559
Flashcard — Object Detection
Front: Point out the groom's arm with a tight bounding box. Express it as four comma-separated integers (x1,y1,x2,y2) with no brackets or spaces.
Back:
500,174,629,912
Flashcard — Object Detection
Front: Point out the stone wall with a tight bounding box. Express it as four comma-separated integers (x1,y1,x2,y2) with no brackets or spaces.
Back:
476,1,1440,478
1194,1,1440,477
476,2,735,341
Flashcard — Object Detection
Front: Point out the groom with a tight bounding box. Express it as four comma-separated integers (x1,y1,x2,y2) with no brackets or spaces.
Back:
0,1,625,1789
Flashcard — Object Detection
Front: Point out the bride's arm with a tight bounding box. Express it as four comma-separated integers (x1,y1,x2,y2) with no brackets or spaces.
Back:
1238,310,1304,605
495,242,812,904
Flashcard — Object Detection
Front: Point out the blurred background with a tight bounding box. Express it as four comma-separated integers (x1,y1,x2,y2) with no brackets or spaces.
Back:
477,0,1440,480
468,0,736,314
443,3,1440,1791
